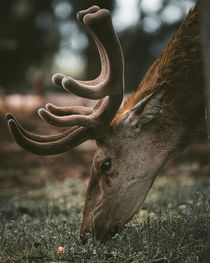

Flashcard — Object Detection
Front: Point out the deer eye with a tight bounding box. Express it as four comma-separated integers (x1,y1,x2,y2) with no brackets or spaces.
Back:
100,158,111,173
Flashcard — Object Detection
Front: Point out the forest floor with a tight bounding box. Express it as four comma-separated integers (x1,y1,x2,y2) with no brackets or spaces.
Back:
0,95,210,262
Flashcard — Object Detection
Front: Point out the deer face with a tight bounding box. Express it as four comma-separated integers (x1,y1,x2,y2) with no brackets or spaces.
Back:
81,138,156,241
81,86,167,241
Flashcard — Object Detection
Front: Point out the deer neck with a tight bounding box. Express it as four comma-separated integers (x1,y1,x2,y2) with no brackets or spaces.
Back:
117,1,207,148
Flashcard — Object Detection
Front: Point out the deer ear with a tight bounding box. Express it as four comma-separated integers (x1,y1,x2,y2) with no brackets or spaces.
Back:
122,83,166,127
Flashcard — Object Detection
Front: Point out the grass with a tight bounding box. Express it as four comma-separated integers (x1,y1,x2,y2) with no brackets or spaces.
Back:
0,165,210,263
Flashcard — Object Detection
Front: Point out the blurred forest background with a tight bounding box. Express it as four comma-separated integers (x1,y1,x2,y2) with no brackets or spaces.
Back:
0,0,196,94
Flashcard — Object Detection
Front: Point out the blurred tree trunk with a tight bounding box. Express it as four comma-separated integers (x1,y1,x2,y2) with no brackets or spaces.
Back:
201,0,210,144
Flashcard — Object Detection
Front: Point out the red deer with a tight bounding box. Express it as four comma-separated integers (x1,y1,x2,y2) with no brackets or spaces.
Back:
7,1,207,241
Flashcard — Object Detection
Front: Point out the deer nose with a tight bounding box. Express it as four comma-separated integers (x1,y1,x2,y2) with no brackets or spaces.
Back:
80,217,110,242
80,222,91,244
80,232,88,244
80,215,122,242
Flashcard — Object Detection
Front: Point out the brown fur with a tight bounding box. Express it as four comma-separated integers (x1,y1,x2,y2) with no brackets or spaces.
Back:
114,1,206,141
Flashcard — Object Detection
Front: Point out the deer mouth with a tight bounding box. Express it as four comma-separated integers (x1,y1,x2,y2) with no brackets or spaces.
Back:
80,219,123,243
81,200,127,242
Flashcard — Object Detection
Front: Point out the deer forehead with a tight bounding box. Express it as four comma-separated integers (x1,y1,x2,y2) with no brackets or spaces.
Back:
97,133,146,163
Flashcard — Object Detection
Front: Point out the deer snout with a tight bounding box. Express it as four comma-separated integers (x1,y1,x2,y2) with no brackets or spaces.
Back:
80,211,121,242
80,219,110,242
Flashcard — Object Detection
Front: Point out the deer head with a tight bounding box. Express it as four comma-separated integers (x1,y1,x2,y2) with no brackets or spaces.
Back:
7,3,205,241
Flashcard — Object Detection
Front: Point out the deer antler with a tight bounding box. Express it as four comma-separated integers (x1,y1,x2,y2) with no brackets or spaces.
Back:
7,6,124,155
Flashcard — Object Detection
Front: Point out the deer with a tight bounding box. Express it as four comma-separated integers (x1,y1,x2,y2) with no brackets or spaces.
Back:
6,1,207,241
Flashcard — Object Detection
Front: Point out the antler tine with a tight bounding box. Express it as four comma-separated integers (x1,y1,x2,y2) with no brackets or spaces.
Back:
8,118,90,155
39,8,124,128
52,9,122,100
46,104,93,116
6,113,78,142
46,98,102,118
77,5,107,86
47,5,108,119
38,107,95,127
52,5,107,90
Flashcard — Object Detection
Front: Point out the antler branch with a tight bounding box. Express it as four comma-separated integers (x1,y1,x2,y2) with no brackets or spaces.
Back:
7,6,124,155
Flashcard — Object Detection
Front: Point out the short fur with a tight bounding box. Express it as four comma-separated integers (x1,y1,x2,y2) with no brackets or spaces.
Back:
114,1,206,144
